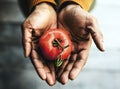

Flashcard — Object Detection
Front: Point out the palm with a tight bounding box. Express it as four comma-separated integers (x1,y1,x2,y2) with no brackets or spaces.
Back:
58,5,104,84
59,4,92,55
22,3,57,86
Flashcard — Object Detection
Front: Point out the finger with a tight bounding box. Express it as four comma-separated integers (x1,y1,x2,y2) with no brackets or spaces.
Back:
45,62,56,86
59,54,77,84
31,52,56,86
57,58,69,78
46,72,55,86
87,17,105,51
69,50,89,80
30,50,46,80
22,23,32,57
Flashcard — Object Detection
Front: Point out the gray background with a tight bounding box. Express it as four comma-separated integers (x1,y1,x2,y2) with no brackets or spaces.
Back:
0,0,120,89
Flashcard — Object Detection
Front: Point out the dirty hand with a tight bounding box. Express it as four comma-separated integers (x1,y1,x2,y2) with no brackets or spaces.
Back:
57,4,105,84
22,3,57,86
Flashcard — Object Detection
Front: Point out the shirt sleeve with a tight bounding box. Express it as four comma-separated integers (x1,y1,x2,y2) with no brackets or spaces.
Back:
59,0,94,11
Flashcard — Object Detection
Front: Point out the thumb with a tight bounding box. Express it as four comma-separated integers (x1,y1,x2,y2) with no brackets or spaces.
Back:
22,22,32,57
87,16,105,51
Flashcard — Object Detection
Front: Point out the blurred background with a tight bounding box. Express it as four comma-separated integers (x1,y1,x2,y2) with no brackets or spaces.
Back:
0,0,120,89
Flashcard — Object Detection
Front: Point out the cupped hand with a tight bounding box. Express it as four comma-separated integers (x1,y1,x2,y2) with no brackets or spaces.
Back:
22,3,57,86
57,4,105,84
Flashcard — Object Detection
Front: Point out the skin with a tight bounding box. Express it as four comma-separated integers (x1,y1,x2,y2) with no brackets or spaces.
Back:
57,4,105,84
22,2,105,86
22,3,57,86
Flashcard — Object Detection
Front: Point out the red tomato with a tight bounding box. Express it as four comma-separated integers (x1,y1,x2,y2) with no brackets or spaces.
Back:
39,29,72,61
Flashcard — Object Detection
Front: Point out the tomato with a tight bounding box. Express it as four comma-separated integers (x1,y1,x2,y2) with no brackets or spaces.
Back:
39,29,72,66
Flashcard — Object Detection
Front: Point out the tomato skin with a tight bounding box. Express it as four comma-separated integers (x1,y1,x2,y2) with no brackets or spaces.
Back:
39,29,72,61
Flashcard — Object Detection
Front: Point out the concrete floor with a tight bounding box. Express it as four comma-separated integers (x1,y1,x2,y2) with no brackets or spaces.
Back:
0,0,120,89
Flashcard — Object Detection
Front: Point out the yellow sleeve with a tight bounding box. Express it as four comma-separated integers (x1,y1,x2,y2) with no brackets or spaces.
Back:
59,0,94,11
29,0,56,11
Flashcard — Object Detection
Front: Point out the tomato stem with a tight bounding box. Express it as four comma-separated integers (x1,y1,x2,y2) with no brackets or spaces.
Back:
53,39,63,50
53,39,69,67
63,45,69,50
53,39,69,51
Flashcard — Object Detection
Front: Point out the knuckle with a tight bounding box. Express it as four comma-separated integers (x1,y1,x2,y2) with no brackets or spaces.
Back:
23,19,32,29
87,15,98,26
23,20,27,27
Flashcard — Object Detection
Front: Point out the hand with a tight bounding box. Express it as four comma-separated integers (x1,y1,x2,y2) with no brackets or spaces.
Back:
57,4,105,84
22,3,57,86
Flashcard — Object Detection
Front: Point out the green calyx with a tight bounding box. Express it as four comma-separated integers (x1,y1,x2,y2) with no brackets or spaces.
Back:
56,54,63,67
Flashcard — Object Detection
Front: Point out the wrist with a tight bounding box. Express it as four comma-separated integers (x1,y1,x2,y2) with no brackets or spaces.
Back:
58,0,94,12
35,3,54,10
29,0,56,13
58,1,78,13
31,3,56,14
59,3,83,14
